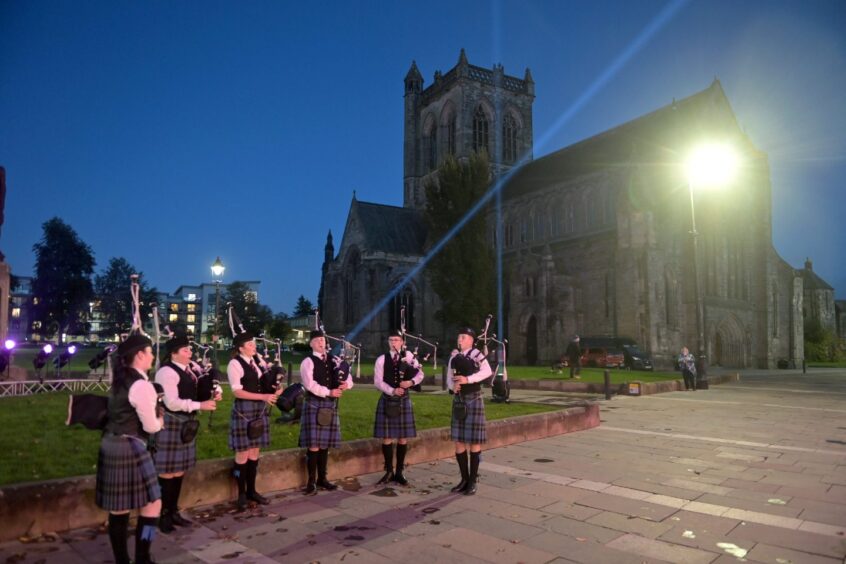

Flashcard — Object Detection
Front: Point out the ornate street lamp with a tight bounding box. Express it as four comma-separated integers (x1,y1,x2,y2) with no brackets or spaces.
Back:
684,143,739,369
211,257,225,362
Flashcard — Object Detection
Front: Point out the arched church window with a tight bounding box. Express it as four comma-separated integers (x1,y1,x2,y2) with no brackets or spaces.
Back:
388,287,415,333
447,115,456,156
473,106,489,155
503,113,518,163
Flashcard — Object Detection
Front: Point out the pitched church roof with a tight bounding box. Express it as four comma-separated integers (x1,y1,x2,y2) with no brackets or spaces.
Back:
349,199,427,256
503,80,752,200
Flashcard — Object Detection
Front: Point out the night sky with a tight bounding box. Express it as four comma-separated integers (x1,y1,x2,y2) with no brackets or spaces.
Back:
2,0,844,314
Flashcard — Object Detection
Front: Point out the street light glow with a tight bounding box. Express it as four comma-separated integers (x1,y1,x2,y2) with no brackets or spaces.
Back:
3,339,15,351
211,256,225,278
685,143,739,188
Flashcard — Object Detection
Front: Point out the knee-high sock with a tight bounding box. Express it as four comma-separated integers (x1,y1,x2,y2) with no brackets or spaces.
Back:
233,462,247,497
107,513,130,564
134,515,158,564
246,459,259,495
455,451,469,481
469,451,480,482
381,443,394,471
395,443,408,471
306,450,318,484
317,448,329,480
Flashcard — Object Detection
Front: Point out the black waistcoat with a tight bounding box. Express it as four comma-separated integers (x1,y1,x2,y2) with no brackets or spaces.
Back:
383,351,405,389
105,370,147,438
308,353,338,389
165,362,198,406
233,356,261,393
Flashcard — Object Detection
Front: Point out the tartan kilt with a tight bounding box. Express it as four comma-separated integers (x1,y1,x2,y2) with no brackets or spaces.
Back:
373,393,417,439
299,395,341,449
229,398,271,452
96,434,161,511
450,390,487,444
153,411,197,474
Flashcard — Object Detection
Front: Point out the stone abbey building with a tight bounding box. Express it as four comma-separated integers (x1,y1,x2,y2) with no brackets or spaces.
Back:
320,50,829,368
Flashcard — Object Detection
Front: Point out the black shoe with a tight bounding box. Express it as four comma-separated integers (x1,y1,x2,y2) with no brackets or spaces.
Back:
463,481,477,495
171,512,193,527
316,478,338,491
236,493,248,511
450,480,467,493
247,492,270,505
158,512,175,534
303,482,317,496
376,471,394,485
393,471,409,486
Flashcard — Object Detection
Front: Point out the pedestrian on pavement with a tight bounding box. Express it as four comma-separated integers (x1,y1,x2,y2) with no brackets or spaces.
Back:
678,346,697,391
566,335,582,379
95,334,162,564
447,327,493,495
373,329,424,486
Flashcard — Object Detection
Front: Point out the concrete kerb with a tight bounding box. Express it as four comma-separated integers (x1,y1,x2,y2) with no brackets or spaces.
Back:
0,403,599,542
507,372,740,395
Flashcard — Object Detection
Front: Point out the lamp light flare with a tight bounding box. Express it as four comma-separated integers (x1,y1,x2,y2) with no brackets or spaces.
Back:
685,143,739,188
42,344,53,354
211,257,225,278
68,345,77,355
3,339,15,351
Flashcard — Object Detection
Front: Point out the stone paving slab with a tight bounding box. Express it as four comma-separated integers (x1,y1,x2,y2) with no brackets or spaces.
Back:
3,369,846,563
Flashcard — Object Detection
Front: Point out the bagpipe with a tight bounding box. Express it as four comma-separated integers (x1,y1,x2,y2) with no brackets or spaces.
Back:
395,305,425,392
313,307,359,382
475,315,509,403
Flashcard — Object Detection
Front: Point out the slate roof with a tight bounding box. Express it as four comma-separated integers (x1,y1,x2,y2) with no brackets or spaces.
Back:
502,80,751,200
353,200,427,255
801,268,834,291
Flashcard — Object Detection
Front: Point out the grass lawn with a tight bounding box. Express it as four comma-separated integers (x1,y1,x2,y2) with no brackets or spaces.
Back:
504,365,680,383
0,389,558,486
807,361,846,368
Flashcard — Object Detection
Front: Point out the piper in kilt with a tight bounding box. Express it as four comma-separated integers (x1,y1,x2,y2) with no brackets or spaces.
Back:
373,330,424,486
95,334,163,564
154,335,220,533
446,327,492,496
227,331,282,511
299,329,353,495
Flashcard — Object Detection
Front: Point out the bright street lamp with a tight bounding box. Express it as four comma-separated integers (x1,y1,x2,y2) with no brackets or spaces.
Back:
684,143,739,370
211,257,226,361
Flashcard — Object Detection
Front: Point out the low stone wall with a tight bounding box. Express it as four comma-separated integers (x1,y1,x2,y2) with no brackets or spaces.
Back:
0,403,599,542
506,372,740,395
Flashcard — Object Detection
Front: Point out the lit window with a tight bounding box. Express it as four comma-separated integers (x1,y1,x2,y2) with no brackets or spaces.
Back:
187,325,195,333
33,297,39,305
187,304,196,312
187,293,197,302
170,303,178,312
187,314,195,323
11,307,20,318
169,313,178,322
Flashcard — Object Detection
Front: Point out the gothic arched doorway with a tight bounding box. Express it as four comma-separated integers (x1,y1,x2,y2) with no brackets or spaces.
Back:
714,316,745,367
526,315,538,365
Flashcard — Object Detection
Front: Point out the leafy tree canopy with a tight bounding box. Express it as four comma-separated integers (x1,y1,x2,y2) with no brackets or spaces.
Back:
423,153,495,331
31,217,96,341
93,257,158,337
221,281,273,337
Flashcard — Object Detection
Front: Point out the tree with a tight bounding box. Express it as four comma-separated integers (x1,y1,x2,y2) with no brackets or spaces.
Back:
31,218,96,342
265,312,292,341
423,153,495,329
220,281,274,336
93,257,159,337
293,295,314,317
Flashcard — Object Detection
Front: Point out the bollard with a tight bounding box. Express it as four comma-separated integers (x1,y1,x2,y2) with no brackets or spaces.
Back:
604,369,612,400
287,362,293,386
442,364,447,391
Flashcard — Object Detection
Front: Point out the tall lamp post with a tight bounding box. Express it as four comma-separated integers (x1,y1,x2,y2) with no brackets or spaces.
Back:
211,257,225,363
684,143,738,369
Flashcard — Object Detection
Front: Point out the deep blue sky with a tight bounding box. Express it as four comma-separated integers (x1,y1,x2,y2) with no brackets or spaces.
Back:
2,0,844,313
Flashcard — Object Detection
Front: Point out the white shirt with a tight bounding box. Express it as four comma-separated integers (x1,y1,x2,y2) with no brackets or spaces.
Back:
127,368,163,434
374,351,424,396
446,348,492,392
300,354,354,398
227,354,267,392
155,361,201,413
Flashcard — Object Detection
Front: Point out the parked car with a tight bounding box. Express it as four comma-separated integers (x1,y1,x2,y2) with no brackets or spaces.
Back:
582,347,625,368
622,344,653,371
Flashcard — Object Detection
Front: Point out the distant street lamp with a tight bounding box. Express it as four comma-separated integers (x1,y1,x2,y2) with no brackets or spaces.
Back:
684,143,739,368
211,257,226,362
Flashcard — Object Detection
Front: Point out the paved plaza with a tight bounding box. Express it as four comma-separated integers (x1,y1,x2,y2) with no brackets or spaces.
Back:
2,369,845,563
